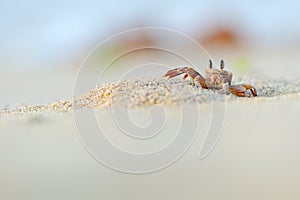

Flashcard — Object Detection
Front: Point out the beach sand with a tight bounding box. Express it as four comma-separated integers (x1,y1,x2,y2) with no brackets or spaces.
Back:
1,68,300,199
1,76,299,116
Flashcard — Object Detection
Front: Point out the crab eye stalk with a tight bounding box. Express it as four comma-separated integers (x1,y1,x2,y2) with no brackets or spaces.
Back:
220,60,225,70
209,59,213,69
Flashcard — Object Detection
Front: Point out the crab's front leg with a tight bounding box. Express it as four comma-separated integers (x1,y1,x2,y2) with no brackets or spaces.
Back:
163,67,208,89
228,84,257,97
163,67,189,79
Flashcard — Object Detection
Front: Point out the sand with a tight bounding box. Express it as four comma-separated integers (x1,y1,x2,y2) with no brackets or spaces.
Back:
1,72,300,200
1,76,299,117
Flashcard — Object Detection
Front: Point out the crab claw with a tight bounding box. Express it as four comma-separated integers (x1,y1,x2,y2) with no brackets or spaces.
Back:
163,67,189,78
228,84,257,97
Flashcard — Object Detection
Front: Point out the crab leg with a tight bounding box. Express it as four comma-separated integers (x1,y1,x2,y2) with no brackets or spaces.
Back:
163,67,208,89
163,67,189,78
228,84,257,97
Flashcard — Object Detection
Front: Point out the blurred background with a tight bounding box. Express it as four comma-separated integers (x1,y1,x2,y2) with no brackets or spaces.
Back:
1,0,300,70
1,0,300,106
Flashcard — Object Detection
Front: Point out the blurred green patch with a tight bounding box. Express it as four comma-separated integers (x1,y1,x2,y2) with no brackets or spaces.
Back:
233,57,251,73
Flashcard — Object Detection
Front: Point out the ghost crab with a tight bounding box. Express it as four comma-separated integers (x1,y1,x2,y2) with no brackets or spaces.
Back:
163,60,257,97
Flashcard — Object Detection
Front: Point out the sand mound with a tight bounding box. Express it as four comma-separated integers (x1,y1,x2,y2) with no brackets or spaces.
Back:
1,77,300,116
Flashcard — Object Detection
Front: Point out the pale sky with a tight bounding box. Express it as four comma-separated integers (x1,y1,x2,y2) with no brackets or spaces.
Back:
0,0,299,69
